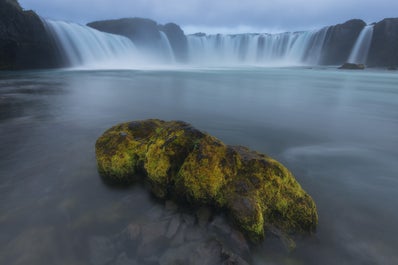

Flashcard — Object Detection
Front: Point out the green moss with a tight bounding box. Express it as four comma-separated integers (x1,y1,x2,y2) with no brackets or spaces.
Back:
95,119,318,243
95,124,143,183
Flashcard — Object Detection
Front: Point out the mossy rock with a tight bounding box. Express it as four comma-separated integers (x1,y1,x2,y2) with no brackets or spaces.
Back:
95,119,318,242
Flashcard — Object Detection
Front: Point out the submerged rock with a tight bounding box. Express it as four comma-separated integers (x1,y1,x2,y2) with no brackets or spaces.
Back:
338,62,365,70
95,119,318,242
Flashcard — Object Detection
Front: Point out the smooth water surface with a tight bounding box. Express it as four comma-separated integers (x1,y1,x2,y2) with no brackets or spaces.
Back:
0,67,397,264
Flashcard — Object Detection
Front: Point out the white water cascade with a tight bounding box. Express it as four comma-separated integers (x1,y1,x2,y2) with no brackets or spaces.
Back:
43,20,140,68
348,25,374,65
159,31,175,62
186,26,330,66
43,19,337,68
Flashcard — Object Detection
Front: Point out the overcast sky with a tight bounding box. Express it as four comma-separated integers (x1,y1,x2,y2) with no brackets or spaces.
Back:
19,0,398,34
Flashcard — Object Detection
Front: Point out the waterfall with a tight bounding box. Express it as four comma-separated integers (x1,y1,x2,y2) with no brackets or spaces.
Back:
42,18,334,68
43,19,139,68
159,31,175,62
186,27,330,66
348,25,374,64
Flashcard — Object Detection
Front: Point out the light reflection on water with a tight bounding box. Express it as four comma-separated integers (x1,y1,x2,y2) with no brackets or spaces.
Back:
0,67,397,264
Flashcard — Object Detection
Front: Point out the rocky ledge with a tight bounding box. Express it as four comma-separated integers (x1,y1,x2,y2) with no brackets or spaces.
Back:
95,119,318,243
338,62,365,70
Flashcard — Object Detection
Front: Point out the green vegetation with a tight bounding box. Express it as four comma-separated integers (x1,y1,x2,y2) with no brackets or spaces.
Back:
95,119,318,242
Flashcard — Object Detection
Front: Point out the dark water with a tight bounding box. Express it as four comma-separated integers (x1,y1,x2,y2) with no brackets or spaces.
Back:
0,67,397,264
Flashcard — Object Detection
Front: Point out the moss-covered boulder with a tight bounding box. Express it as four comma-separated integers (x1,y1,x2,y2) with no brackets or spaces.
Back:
96,119,318,242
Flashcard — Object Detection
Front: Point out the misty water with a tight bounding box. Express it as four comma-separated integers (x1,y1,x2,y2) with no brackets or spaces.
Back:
1,67,397,265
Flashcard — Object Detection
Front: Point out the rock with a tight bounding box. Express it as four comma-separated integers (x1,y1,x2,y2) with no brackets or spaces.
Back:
368,18,398,67
170,223,187,247
165,200,178,212
96,119,318,243
125,223,141,241
220,248,250,265
196,207,212,227
160,241,223,265
338,62,365,70
140,221,168,245
87,18,161,49
165,215,181,238
229,230,250,259
209,216,232,236
321,19,366,65
181,213,196,226
89,236,117,265
114,253,139,265
136,220,169,257
0,0,61,70
184,226,206,242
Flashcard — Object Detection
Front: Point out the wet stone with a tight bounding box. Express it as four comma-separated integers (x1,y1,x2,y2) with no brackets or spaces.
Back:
165,200,178,212
96,119,318,243
89,236,117,265
170,223,186,247
140,221,169,245
220,248,250,265
166,215,181,239
210,216,232,235
125,223,141,241
144,205,165,220
114,253,139,265
228,230,250,259
160,240,223,265
196,207,212,227
184,226,206,242
181,213,195,226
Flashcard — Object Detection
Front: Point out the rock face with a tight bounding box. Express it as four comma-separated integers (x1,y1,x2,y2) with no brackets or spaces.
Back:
95,119,318,242
321,19,366,65
368,18,398,67
87,18,188,62
0,0,60,70
338,62,365,70
88,18,161,49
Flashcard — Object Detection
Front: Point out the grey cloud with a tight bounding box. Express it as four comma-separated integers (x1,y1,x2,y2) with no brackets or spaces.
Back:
19,0,398,32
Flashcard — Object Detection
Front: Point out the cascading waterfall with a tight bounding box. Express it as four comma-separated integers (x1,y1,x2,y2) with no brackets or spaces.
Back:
43,19,139,68
348,25,374,64
159,31,175,62
186,26,330,65
44,19,178,68
41,19,352,68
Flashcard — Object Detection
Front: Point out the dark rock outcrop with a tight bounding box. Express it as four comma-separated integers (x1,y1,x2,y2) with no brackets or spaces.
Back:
88,18,161,50
0,0,61,70
368,18,398,68
338,62,365,70
95,119,318,243
158,23,188,62
321,19,366,65
87,18,188,62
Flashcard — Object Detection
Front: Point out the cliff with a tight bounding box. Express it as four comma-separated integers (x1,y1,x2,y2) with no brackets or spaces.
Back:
321,19,366,65
368,18,398,67
0,0,60,70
